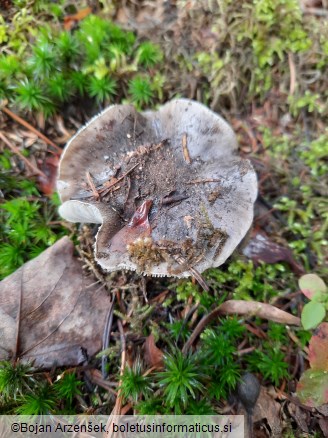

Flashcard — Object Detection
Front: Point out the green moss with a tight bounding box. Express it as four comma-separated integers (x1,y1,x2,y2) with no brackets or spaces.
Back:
0,11,164,115
0,174,67,280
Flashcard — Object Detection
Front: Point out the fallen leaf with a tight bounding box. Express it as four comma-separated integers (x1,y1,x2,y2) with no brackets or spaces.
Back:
144,334,164,368
287,403,309,433
319,418,328,437
296,324,328,407
308,323,328,371
316,403,328,417
0,236,112,368
299,273,327,300
242,230,304,275
253,387,282,437
296,369,328,407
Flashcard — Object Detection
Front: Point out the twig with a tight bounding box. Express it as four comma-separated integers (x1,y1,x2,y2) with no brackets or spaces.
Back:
0,131,47,178
85,171,99,200
277,390,315,412
186,178,225,184
237,346,256,356
287,326,309,354
182,132,191,164
105,319,126,437
182,300,300,354
102,298,115,379
86,369,117,395
240,121,258,152
161,194,189,205
1,106,61,153
188,266,209,292
113,320,126,415
142,366,158,377
173,255,209,292
244,323,267,339
141,276,148,303
98,163,139,196
177,302,200,343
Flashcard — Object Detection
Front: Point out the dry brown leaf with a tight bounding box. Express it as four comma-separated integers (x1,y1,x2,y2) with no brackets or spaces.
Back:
242,230,304,275
0,236,112,368
319,417,328,437
144,334,164,368
287,403,309,433
253,387,282,437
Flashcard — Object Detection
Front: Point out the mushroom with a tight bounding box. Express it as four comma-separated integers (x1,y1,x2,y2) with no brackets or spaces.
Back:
57,99,257,278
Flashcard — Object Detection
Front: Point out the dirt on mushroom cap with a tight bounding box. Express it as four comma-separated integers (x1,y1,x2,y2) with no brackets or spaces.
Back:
57,99,257,277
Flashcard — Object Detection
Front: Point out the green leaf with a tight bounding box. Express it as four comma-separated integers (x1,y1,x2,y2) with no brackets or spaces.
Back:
299,273,327,301
301,301,326,330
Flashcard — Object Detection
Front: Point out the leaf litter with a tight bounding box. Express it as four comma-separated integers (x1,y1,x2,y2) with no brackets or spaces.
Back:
0,236,112,368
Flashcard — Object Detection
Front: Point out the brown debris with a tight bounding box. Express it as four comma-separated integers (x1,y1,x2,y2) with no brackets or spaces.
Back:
144,334,164,368
186,178,224,184
1,106,61,153
0,131,46,178
63,7,92,31
181,132,191,164
253,387,282,437
98,163,139,197
85,171,100,200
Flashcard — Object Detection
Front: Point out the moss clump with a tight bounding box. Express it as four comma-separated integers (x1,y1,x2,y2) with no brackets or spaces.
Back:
127,237,163,273
0,11,164,116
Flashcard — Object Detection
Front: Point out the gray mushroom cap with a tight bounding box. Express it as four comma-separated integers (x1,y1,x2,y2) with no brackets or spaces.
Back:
57,99,257,277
